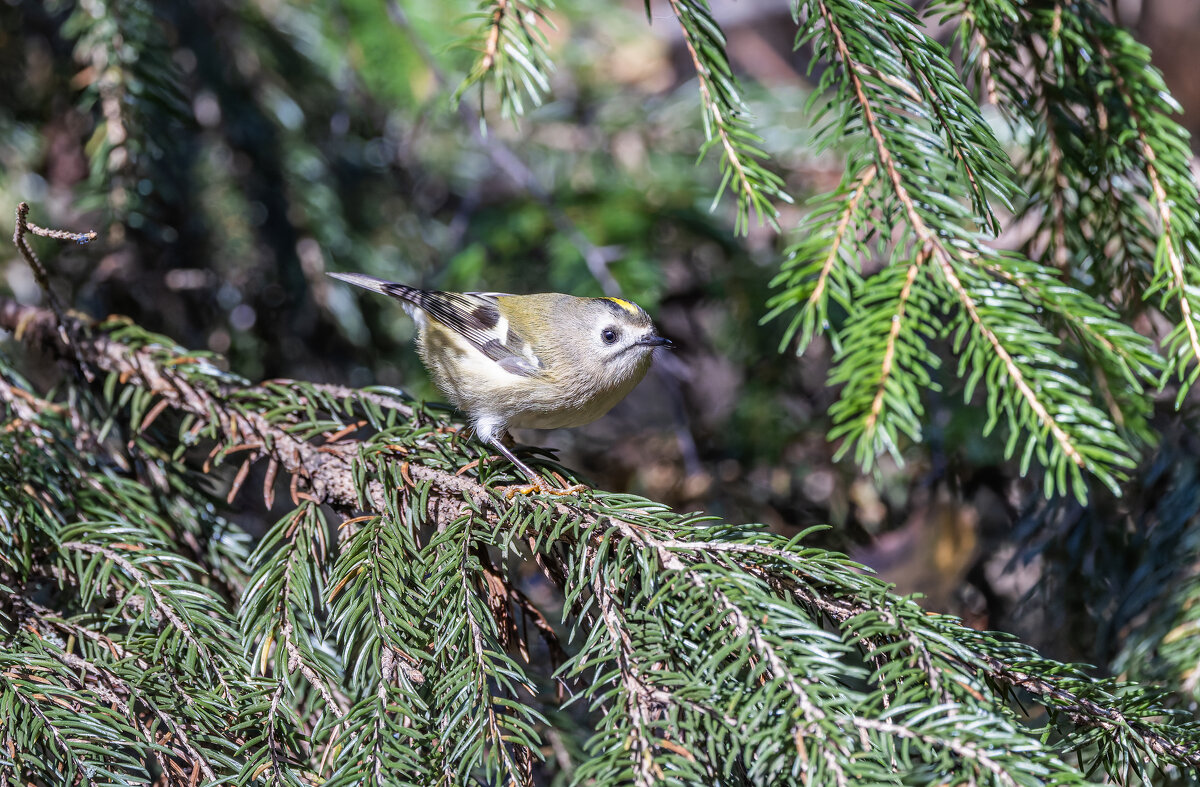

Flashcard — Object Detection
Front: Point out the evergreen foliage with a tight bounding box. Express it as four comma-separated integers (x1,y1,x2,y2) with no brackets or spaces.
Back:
2,222,1199,783
456,0,557,120
653,0,792,233
4,0,1200,784
763,0,1186,501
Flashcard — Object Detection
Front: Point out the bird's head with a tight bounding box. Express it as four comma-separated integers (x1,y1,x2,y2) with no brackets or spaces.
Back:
550,295,672,388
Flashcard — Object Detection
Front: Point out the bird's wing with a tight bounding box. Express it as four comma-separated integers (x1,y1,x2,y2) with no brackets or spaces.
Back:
416,291,544,378
327,273,542,377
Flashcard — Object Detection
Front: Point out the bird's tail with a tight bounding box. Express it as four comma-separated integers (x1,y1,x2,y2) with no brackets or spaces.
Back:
327,272,424,309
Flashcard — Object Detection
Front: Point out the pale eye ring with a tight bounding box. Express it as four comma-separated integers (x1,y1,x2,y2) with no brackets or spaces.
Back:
601,328,618,344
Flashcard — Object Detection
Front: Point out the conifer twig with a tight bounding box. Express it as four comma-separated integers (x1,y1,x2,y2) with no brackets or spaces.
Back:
814,0,1086,472
4,296,1198,777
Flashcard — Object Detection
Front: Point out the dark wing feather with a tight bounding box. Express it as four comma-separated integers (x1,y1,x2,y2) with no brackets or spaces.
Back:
410,291,543,378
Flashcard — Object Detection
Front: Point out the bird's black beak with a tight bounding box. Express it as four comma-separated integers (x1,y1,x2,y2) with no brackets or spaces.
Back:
637,334,674,349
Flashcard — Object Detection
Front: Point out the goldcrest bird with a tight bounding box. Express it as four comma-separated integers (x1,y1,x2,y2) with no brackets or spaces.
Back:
329,272,673,493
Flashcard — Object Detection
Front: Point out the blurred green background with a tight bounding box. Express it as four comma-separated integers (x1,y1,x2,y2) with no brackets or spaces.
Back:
5,0,1200,671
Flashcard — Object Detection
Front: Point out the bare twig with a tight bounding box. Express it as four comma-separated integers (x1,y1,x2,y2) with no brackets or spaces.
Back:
12,202,96,319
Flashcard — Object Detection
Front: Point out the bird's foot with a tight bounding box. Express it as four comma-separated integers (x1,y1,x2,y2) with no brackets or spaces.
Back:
501,476,586,499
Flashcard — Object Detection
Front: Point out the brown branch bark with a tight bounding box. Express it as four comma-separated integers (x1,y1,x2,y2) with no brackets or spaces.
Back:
4,294,1197,774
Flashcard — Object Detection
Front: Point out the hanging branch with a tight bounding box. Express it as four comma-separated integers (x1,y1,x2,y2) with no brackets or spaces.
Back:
761,0,1158,501
948,0,1180,424
454,0,557,120
659,0,792,234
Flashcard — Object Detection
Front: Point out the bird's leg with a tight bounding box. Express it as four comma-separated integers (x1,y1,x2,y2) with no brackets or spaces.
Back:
486,435,585,498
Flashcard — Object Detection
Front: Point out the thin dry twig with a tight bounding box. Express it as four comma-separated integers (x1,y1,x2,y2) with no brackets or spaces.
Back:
12,202,96,318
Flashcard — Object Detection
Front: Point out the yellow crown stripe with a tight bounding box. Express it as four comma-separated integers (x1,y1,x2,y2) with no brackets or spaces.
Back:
602,297,639,315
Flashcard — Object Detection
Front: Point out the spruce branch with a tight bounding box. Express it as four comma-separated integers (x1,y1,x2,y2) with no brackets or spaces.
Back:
238,503,347,784
817,2,1083,472
64,0,191,226
589,571,658,787
4,296,1200,782
53,635,218,781
454,0,556,120
826,253,940,465
860,254,925,456
0,661,135,783
457,541,539,782
1088,27,1200,393
976,254,1161,437
48,648,211,782
949,0,1196,397
7,0,1200,777
800,0,1016,228
765,0,1148,499
0,202,1192,786
3,576,239,783
387,0,625,296
456,0,794,238
62,539,237,704
662,0,791,234
765,162,876,355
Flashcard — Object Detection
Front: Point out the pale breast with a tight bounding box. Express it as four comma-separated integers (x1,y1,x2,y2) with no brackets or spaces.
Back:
417,327,532,410
505,372,643,429
418,327,652,431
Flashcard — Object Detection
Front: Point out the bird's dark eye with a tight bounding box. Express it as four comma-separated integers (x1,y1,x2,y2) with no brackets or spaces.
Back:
601,328,618,344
